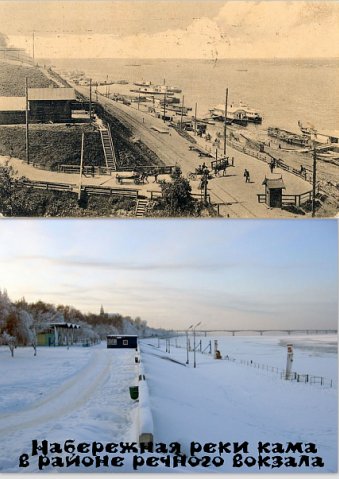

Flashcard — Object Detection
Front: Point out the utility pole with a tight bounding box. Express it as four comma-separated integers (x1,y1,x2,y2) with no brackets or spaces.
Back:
78,132,85,201
312,147,317,217
186,325,193,364
193,322,201,368
32,31,35,66
223,87,228,157
163,91,167,123
194,102,197,135
180,95,185,130
25,77,30,164
89,78,92,122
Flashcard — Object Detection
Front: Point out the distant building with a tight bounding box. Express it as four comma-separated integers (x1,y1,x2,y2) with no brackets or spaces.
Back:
0,87,77,125
28,87,76,123
107,335,138,349
0,96,27,125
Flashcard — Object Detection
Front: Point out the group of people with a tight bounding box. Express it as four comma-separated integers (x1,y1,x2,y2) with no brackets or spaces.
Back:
134,169,159,184
196,162,210,176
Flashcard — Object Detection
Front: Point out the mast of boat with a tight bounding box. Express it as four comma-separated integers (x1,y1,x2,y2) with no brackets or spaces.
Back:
223,87,228,157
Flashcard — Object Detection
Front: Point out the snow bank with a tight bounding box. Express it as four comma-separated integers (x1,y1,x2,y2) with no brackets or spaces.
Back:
138,359,154,445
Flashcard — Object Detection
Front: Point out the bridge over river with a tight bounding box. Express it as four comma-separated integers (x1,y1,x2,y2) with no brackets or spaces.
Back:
172,329,337,337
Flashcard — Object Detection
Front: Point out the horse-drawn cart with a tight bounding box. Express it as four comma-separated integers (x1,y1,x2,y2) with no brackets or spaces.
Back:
116,172,143,185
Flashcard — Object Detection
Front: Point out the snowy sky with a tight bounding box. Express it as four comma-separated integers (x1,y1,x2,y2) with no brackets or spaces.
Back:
0,219,337,331
0,1,338,59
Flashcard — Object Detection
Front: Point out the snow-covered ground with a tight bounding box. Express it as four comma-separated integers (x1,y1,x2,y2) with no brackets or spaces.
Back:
140,334,337,474
0,334,337,475
0,343,139,473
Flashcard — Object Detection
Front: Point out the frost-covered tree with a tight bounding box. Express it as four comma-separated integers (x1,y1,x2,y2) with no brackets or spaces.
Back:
1,331,16,357
18,310,37,355
0,288,11,332
77,321,100,345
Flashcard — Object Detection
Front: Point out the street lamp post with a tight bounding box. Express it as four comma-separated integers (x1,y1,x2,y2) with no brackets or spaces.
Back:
186,324,193,364
193,322,202,368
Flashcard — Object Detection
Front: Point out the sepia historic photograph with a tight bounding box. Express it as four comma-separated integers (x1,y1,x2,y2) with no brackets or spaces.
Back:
0,219,337,473
0,1,338,218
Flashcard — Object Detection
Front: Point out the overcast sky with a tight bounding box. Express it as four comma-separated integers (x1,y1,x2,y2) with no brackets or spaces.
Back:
0,219,337,331
0,1,338,58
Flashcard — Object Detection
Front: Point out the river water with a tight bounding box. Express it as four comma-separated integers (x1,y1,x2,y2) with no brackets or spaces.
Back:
49,57,338,134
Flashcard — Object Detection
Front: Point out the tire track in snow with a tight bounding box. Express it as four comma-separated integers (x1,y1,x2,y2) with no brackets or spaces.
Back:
0,349,112,435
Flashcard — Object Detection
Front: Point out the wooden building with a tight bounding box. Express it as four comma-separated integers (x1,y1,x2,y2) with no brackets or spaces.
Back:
28,87,76,123
0,97,27,125
262,177,286,208
107,335,138,349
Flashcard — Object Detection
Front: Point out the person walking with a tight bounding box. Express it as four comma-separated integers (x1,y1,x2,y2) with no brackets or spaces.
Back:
244,169,250,183
269,159,275,174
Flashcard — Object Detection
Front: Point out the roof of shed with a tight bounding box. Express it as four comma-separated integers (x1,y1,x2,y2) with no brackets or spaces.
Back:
0,96,27,111
28,87,75,101
262,177,286,189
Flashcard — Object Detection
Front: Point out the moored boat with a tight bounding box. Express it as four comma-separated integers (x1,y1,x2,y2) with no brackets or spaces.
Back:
238,101,262,124
209,104,248,126
268,126,311,147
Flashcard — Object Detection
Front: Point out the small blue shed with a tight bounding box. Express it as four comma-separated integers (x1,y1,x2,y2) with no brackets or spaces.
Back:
107,334,138,349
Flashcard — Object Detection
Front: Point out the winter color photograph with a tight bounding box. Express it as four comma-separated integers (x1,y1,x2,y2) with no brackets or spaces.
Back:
0,218,337,474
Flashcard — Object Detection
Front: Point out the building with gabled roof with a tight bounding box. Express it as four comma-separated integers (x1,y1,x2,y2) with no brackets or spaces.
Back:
0,96,28,124
28,87,76,123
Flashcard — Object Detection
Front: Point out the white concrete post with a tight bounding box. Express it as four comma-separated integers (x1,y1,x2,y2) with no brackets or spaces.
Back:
285,344,294,379
214,340,218,359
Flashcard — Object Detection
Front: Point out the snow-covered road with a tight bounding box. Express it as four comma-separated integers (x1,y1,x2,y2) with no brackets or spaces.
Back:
0,344,138,472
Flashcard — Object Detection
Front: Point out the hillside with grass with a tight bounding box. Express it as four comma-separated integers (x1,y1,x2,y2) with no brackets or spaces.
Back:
0,124,105,169
0,61,56,96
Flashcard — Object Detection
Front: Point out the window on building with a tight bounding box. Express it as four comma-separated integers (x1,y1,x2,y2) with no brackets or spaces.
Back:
123,339,129,346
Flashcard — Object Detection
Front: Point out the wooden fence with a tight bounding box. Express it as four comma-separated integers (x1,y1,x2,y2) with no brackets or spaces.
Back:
58,165,114,175
57,164,176,175
232,357,333,388
257,190,313,207
228,139,313,184
170,338,333,388
18,179,139,199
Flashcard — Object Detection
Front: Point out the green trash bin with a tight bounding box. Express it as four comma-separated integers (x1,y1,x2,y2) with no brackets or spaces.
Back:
129,386,139,400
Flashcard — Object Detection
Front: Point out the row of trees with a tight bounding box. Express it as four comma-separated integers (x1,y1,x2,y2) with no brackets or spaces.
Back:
0,289,163,357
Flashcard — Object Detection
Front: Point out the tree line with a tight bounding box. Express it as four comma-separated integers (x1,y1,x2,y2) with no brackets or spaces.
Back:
0,288,164,356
